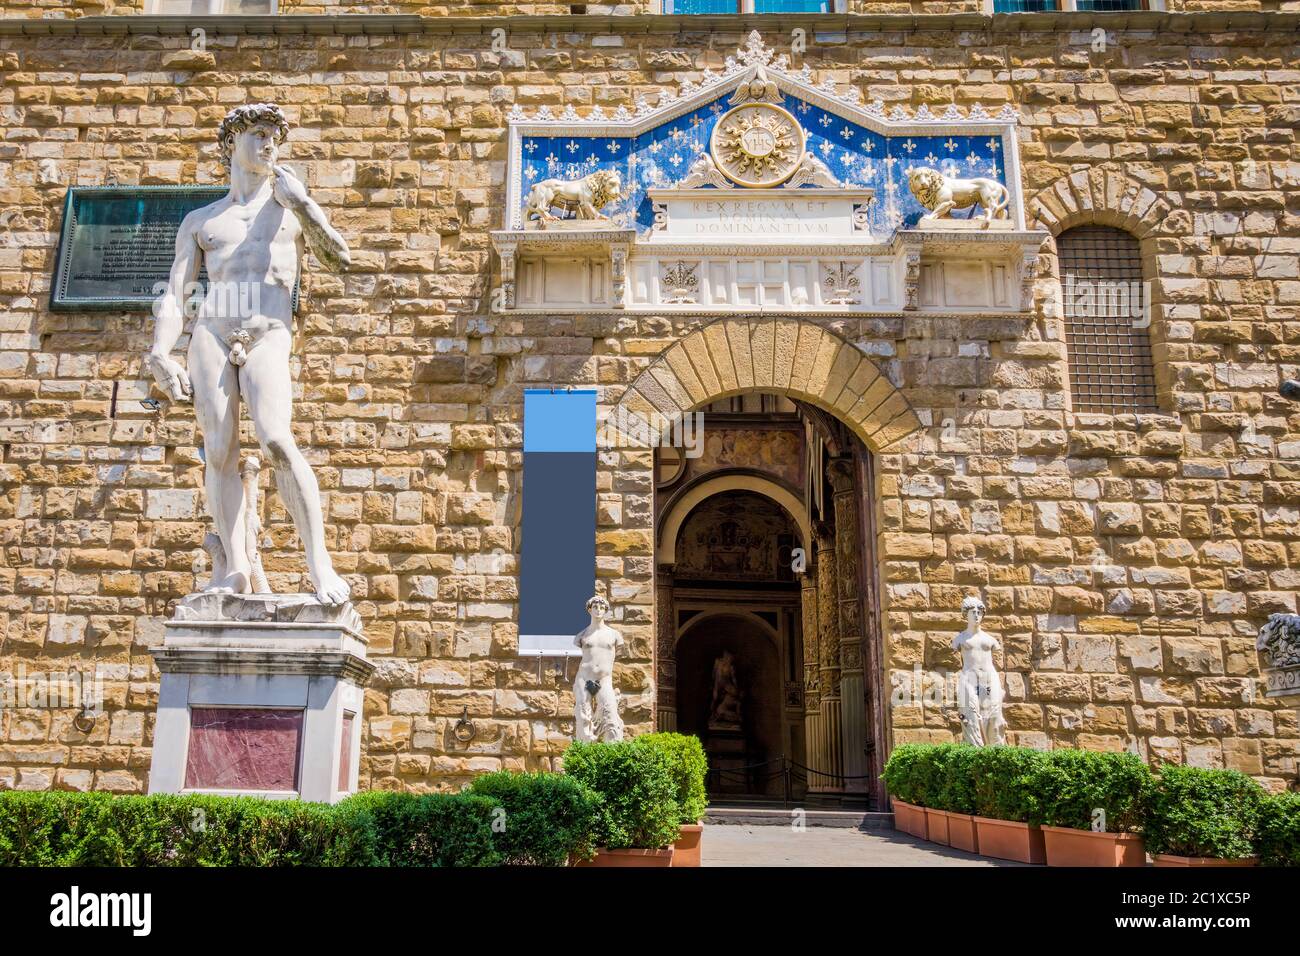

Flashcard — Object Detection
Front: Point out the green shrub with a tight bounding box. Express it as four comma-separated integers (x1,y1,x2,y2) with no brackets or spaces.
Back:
1033,749,1152,833
637,733,708,824
0,792,362,866
936,745,980,815
971,746,1049,824
562,740,681,850
1256,791,1300,867
1144,766,1262,860
469,771,600,865
337,791,501,867
909,744,947,809
0,791,499,867
881,743,929,806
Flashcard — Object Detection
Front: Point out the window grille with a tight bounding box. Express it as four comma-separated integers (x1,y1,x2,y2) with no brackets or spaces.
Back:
1058,225,1158,415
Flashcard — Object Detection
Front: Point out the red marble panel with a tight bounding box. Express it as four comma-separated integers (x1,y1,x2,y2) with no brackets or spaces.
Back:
184,707,303,792
338,712,354,793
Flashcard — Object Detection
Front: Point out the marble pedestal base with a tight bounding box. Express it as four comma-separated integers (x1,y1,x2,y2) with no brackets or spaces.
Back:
147,592,373,804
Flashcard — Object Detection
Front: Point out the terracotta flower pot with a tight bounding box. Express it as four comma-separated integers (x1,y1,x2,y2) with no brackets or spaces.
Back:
891,799,928,840
945,811,980,854
924,807,950,846
1042,825,1145,867
972,815,1046,865
671,823,704,867
1152,853,1258,867
573,847,675,867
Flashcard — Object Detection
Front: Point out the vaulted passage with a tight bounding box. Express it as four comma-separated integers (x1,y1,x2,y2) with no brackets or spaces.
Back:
652,389,887,809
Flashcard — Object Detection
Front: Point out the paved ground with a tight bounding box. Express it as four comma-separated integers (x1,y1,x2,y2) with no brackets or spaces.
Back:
701,824,1027,866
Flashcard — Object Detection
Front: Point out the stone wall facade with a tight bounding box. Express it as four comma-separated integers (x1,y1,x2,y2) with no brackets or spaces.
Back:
4,3,1298,19
0,13,1297,794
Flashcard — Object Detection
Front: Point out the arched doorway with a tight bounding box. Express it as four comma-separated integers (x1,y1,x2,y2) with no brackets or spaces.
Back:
651,387,889,807
666,488,805,799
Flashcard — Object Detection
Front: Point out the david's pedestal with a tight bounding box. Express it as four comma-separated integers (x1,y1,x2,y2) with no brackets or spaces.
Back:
148,593,373,803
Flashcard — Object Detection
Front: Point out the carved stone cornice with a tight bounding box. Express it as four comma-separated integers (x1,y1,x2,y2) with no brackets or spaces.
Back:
3,12,1293,39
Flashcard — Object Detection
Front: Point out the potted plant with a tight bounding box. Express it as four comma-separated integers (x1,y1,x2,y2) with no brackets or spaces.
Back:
561,740,681,866
1144,765,1261,866
971,746,1048,864
639,733,709,867
881,744,928,840
1036,749,1150,867
914,744,953,846
937,745,980,854
1255,790,1300,867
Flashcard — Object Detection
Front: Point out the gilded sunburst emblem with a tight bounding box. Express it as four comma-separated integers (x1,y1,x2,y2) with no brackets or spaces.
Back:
709,103,805,188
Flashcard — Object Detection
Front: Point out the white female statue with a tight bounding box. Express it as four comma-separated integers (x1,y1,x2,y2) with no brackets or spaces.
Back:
951,595,1008,746
573,594,626,743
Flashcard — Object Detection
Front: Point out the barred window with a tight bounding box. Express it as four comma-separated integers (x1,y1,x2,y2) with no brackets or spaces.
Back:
1058,225,1159,415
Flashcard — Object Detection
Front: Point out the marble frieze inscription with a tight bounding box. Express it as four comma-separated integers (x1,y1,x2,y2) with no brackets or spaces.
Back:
649,188,875,241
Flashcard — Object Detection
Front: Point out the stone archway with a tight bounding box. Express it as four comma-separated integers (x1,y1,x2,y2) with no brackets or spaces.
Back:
613,318,923,453
633,318,912,808
1027,165,1171,240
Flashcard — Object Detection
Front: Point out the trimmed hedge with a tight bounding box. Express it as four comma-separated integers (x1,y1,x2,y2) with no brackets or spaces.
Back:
0,790,502,867
562,739,681,850
637,733,709,825
0,792,367,866
880,743,926,806
339,791,502,867
1144,766,1261,860
971,746,1048,824
1033,748,1152,833
882,743,1299,861
468,770,600,866
1256,791,1300,867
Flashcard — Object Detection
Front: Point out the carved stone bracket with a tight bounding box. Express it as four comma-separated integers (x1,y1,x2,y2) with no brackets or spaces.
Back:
610,243,629,309
496,236,517,310
903,246,922,312
1020,248,1040,313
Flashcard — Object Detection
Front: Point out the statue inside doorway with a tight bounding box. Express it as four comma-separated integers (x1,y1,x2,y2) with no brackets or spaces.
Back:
708,649,743,731
951,596,1008,747
146,103,353,605
573,594,626,743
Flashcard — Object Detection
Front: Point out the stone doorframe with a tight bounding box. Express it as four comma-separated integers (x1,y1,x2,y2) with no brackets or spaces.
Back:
620,317,924,807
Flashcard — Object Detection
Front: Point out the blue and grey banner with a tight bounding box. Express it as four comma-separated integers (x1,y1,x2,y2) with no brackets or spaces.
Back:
519,389,597,654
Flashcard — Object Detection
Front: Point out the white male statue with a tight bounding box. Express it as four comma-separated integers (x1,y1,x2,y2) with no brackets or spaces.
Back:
573,594,626,743
146,103,352,605
951,595,1008,747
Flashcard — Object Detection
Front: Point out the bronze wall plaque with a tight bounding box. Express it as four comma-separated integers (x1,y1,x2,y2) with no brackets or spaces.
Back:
50,186,228,311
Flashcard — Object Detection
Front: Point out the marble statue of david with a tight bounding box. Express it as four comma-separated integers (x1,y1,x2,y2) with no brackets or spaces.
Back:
146,103,352,605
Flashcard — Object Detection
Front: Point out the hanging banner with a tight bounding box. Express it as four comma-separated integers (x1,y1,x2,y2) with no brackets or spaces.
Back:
519,389,597,655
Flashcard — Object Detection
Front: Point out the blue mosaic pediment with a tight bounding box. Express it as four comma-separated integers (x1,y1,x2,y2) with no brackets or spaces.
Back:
505,32,1023,241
